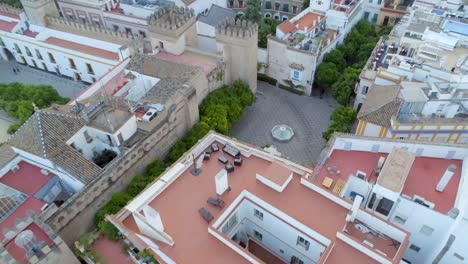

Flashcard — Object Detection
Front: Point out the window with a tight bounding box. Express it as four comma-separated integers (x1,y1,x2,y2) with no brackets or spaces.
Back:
83,130,93,143
372,14,378,23
69,58,76,69
367,193,376,209
283,3,289,12
376,197,394,216
238,1,244,8
292,5,298,14
86,63,94,74
229,1,234,8
419,225,434,236
368,0,373,3
377,0,382,4
0,37,4,46
48,52,55,63
254,209,263,220
254,230,263,241
32,60,38,68
409,244,420,252
91,77,97,82
296,236,310,250
265,1,272,9
25,46,32,57
139,30,146,38
291,256,304,264
221,214,238,234
113,25,119,31
362,85,369,94
393,214,407,224
42,62,47,71
35,49,43,60
364,12,370,20
275,2,281,10
14,43,22,54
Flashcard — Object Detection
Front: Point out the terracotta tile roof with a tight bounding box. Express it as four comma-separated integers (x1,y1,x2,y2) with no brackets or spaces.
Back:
7,109,102,184
0,145,16,168
278,20,296,34
45,37,120,60
357,85,402,127
295,12,322,31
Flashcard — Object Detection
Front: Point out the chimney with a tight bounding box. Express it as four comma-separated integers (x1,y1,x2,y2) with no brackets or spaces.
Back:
436,164,457,192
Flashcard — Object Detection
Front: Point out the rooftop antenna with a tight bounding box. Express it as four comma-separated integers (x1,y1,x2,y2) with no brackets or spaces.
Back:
191,154,204,176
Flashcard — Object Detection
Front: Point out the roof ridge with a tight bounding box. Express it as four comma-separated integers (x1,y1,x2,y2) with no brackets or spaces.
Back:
35,110,48,159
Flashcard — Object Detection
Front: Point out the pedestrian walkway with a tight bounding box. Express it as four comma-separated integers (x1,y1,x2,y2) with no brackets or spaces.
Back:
0,60,87,98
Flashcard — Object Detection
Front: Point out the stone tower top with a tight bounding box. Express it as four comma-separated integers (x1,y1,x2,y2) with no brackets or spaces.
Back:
20,0,59,26
148,5,195,38
216,18,258,40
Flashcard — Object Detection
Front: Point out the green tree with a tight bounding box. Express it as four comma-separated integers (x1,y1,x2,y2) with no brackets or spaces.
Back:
315,62,340,88
302,0,310,9
323,49,346,71
0,0,22,8
0,82,68,134
331,67,360,105
322,106,357,140
244,0,262,24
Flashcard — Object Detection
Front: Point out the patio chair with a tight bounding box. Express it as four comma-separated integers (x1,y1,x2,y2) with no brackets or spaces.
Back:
198,207,214,223
207,197,225,208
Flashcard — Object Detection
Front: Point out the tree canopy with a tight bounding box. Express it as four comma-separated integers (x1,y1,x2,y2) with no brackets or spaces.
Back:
244,0,262,24
0,0,22,8
315,62,340,88
0,82,69,134
322,106,357,140
258,18,279,48
315,20,390,105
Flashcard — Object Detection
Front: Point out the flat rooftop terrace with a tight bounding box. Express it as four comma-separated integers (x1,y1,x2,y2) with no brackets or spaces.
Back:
46,37,120,60
117,136,407,264
0,161,52,240
313,149,462,214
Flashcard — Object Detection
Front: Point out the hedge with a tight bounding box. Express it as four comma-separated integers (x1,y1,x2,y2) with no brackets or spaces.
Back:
95,80,254,238
278,83,305,95
257,73,277,86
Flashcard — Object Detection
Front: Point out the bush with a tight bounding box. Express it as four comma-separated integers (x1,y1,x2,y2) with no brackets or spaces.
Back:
257,73,277,86
323,106,357,140
278,83,304,95
95,192,132,226
98,220,121,241
93,149,117,168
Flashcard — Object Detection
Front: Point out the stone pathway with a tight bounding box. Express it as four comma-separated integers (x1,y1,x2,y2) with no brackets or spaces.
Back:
230,81,338,167
0,60,87,98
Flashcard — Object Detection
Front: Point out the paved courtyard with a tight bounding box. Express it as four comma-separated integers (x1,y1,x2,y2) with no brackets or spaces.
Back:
231,81,338,167
0,60,87,98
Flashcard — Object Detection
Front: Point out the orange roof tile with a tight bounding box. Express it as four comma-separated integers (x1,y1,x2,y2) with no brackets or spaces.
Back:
278,20,296,34
296,12,323,31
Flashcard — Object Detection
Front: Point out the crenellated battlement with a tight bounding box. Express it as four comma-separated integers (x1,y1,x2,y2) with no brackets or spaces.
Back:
216,18,258,39
0,3,22,16
46,15,134,45
148,5,195,36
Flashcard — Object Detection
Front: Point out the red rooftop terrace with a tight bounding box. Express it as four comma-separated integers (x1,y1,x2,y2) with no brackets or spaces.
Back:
109,132,411,264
